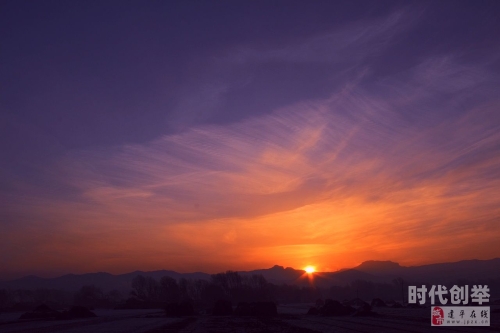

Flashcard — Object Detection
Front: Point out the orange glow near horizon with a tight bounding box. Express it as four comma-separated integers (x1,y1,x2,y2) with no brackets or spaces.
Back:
2,87,500,279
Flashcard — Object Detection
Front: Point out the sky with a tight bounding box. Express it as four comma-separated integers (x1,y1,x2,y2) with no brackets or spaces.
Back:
1,0,500,279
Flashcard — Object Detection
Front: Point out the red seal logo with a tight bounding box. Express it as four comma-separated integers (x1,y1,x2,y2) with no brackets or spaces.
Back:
432,306,444,325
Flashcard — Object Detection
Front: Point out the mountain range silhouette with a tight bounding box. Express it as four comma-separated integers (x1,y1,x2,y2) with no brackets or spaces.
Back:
1,258,499,293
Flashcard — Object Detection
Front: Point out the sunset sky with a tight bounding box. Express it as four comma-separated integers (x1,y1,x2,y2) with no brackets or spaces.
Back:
1,0,500,279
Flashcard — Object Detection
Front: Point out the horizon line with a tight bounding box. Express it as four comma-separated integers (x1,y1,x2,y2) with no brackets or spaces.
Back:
2,257,499,282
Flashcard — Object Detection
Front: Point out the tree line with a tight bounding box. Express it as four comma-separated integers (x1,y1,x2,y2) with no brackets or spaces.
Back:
2,272,498,311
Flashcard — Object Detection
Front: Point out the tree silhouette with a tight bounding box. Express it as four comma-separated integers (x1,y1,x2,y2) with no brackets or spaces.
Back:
393,277,406,305
160,276,180,303
74,285,104,308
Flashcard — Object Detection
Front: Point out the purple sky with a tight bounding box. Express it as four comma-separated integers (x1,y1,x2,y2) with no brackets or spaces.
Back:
1,0,500,279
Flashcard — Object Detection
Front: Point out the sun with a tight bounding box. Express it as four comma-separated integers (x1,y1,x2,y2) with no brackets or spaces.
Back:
304,266,316,274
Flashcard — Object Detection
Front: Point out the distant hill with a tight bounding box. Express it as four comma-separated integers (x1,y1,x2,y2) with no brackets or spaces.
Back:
354,260,403,275
239,265,304,284
1,258,499,292
351,258,500,284
238,265,378,287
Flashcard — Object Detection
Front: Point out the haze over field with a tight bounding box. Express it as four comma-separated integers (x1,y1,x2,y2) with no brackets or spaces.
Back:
1,0,500,280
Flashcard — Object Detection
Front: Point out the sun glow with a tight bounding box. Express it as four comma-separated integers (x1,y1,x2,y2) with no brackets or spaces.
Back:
304,266,315,274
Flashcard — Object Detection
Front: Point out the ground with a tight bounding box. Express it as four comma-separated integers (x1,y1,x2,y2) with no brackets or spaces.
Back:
1,305,499,333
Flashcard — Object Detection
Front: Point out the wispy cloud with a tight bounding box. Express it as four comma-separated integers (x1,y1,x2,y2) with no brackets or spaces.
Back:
168,7,418,130
226,9,416,65
1,7,499,276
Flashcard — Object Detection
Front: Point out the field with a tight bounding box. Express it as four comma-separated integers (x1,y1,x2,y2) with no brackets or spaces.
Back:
1,304,499,333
